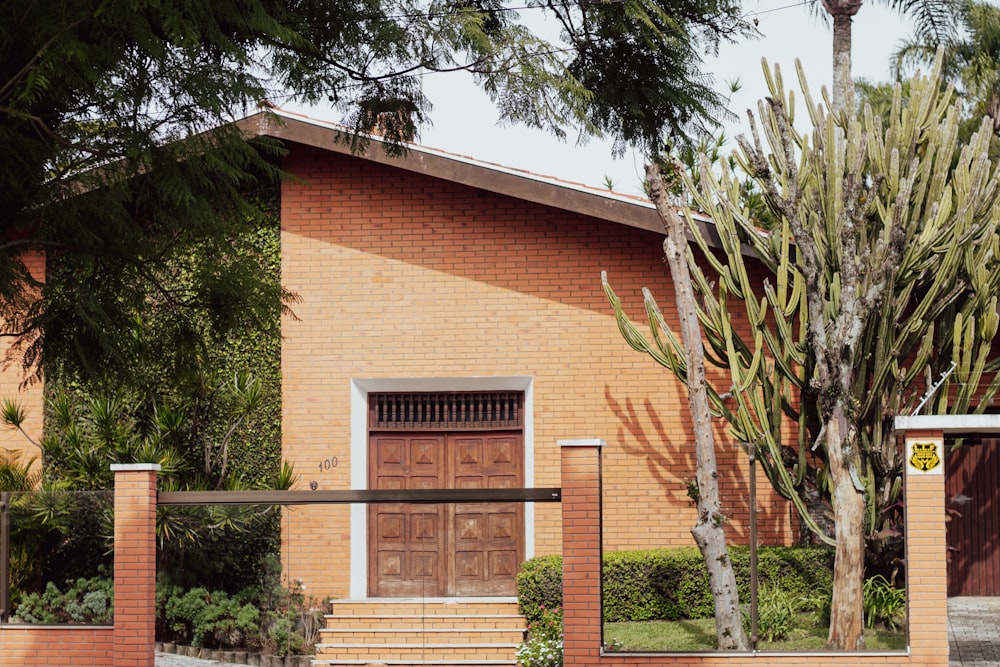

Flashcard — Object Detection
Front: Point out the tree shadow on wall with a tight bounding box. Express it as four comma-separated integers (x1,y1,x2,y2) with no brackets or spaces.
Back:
604,385,788,545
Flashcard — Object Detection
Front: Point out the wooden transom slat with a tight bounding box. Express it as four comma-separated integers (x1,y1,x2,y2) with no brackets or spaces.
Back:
369,392,523,431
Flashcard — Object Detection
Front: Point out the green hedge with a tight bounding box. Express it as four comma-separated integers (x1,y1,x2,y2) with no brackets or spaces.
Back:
518,546,834,623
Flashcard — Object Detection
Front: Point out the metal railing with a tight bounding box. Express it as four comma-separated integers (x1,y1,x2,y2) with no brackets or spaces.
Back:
0,485,562,622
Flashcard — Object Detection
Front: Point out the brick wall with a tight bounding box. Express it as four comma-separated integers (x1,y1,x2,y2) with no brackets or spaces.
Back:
559,437,948,667
279,144,793,598
0,435,948,666
0,464,159,667
0,625,114,665
0,251,45,465
112,464,159,667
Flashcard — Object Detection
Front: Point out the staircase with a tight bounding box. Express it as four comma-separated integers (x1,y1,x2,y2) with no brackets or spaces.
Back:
313,598,526,667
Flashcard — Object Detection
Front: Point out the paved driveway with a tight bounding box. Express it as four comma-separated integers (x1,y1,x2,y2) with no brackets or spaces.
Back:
949,597,1000,667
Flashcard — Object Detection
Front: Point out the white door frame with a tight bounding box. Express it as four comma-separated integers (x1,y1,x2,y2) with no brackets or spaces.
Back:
349,377,535,599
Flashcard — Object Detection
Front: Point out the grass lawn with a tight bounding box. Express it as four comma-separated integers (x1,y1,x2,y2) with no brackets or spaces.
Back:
604,614,907,652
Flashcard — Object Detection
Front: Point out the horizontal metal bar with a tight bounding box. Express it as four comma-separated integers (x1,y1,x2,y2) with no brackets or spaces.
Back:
158,487,561,506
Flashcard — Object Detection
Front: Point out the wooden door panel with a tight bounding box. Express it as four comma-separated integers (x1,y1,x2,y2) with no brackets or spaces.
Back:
489,437,517,466
369,431,523,597
369,435,446,597
449,433,523,596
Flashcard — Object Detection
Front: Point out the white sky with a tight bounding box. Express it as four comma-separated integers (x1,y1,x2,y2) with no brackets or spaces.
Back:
290,1,921,196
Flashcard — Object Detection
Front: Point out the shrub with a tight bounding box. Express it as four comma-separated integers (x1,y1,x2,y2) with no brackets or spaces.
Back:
604,549,700,621
257,569,325,656
527,605,563,642
157,555,325,655
799,589,832,627
646,548,716,620
14,574,113,624
745,584,796,642
517,555,562,623
518,546,834,623
516,636,563,667
732,546,835,603
266,615,305,656
863,574,906,630
163,587,261,648
516,605,563,667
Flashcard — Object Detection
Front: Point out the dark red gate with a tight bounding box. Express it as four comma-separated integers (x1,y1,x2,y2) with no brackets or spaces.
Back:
946,438,1000,596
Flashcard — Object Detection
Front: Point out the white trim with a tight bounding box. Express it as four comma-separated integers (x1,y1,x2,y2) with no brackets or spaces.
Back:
110,463,161,472
349,380,368,599
558,438,606,448
349,377,534,600
894,414,1000,433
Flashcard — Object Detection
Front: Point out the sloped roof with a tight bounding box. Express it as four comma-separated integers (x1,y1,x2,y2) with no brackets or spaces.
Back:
237,108,723,247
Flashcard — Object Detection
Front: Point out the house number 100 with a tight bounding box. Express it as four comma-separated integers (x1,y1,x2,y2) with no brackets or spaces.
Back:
318,457,339,471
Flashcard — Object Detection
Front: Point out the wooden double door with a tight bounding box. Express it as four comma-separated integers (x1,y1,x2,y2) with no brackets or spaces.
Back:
368,431,524,597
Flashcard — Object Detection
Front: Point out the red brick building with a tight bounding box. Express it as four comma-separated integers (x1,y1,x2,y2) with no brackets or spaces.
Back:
261,109,793,602
0,109,971,667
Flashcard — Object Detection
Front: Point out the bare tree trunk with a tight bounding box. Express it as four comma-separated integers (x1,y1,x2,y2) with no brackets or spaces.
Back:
810,5,865,651
647,164,749,650
831,11,854,115
989,92,1000,136
824,403,866,649
821,0,861,115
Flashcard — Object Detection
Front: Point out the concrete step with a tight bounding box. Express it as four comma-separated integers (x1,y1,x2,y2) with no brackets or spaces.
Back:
322,615,524,632
314,643,518,661
318,629,524,643
316,599,525,667
326,599,520,617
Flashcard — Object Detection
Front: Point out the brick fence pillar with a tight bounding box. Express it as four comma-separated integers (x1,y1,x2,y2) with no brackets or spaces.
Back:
560,439,604,667
111,463,161,667
901,430,948,666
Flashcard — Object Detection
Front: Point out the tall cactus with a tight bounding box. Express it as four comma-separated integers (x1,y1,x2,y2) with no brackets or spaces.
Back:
605,54,1000,650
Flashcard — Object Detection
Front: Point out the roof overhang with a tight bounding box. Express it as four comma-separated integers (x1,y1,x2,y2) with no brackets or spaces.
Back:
238,110,727,248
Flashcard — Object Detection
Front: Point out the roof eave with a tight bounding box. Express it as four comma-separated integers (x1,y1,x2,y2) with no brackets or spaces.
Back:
237,111,727,248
